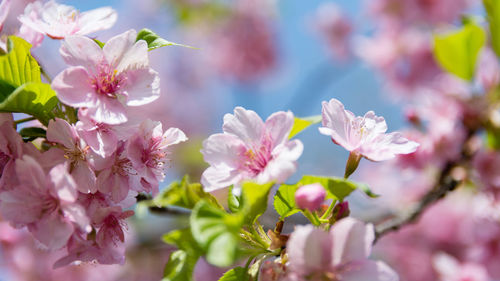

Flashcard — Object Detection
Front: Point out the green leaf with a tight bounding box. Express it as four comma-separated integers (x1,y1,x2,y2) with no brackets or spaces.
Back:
154,175,222,210
93,38,105,49
218,267,249,281
240,181,274,224
433,22,486,80
273,184,300,218
136,28,197,51
19,126,46,141
190,201,243,267
0,81,58,125
289,115,322,139
484,0,500,57
228,185,241,213
0,36,41,86
162,250,199,281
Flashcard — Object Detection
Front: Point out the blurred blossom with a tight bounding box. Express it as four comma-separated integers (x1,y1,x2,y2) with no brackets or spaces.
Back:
433,253,491,281
207,9,277,82
295,183,326,211
310,3,353,60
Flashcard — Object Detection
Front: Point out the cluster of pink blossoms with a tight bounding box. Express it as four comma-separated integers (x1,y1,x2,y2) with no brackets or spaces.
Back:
0,0,187,267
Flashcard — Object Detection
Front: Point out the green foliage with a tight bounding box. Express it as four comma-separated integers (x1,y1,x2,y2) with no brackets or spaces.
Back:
162,250,198,281
228,185,241,213
0,36,58,125
162,228,202,281
19,126,46,142
136,28,197,51
273,184,300,218
93,39,105,48
484,0,500,57
433,22,486,81
218,267,250,281
190,201,244,267
240,182,274,224
154,175,222,210
289,115,322,139
273,175,375,219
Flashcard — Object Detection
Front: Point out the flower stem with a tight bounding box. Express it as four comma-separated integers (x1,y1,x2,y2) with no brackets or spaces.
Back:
14,116,36,125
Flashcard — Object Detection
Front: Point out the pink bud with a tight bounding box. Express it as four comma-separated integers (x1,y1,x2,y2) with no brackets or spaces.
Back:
295,183,326,211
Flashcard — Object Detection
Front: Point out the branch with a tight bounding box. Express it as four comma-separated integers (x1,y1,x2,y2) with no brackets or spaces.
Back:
135,193,191,216
374,128,476,243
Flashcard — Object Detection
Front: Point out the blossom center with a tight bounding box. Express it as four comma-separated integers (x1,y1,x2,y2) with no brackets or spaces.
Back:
243,136,273,175
92,66,125,99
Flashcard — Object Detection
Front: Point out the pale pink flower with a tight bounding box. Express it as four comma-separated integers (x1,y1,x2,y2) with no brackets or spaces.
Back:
127,120,187,195
477,48,500,92
0,0,11,32
18,0,117,39
201,107,303,192
433,253,490,281
319,98,419,161
52,29,160,124
286,218,399,281
295,183,326,211
0,156,90,249
0,118,24,190
311,3,352,60
93,206,134,249
75,108,118,157
47,118,97,194
95,142,139,203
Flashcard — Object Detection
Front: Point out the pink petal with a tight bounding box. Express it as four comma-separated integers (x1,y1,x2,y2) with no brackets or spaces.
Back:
339,260,399,281
0,186,42,224
87,96,127,125
97,169,129,203
71,160,97,193
162,127,188,147
62,204,91,233
223,107,264,144
123,68,160,106
287,225,332,276
60,35,105,70
361,132,419,161
319,98,356,150
51,67,97,108
77,7,117,35
103,29,142,70
15,156,47,193
49,163,77,202
264,111,294,145
201,133,246,167
0,0,11,31
331,218,374,265
47,118,78,149
201,166,241,192
29,214,74,250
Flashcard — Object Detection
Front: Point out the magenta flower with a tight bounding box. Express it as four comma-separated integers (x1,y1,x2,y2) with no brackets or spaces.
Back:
127,120,187,195
286,218,399,281
319,98,419,161
52,29,160,124
295,183,326,212
18,0,117,40
47,118,97,194
0,156,90,250
201,107,303,192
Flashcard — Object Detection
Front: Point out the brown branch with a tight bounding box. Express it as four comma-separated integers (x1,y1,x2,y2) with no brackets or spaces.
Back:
374,128,477,243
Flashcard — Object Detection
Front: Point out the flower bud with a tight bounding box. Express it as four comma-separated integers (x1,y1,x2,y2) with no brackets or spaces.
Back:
295,183,326,211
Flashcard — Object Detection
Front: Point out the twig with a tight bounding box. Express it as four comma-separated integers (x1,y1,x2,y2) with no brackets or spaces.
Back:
374,128,476,243
135,193,191,216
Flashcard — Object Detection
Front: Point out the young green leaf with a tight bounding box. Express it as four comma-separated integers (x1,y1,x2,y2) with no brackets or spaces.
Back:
433,22,486,81
19,127,46,142
484,0,500,57
154,175,222,210
190,201,244,267
240,181,274,224
218,267,250,281
136,28,197,51
273,184,300,218
228,185,241,213
288,115,322,139
162,250,199,281
0,36,41,86
0,81,58,125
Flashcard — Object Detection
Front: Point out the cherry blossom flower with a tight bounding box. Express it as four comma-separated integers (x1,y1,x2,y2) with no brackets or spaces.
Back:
52,29,160,124
285,218,399,281
0,156,90,250
319,98,419,162
93,206,134,248
18,0,117,40
75,108,118,158
433,253,490,281
200,107,303,192
46,118,97,194
127,120,187,195
295,183,326,211
0,0,11,33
